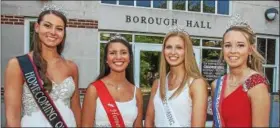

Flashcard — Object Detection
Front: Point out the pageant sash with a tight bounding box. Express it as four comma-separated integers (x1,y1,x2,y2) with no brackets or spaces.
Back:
161,97,181,127
93,80,125,127
161,73,181,127
17,54,67,128
213,76,226,128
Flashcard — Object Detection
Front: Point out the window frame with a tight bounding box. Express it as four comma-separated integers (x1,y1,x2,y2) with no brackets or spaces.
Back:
100,0,232,16
24,17,37,53
256,35,279,93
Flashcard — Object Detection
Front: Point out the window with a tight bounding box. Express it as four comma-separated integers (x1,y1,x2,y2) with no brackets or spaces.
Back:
137,0,151,7
119,0,134,6
100,33,133,42
192,38,200,46
24,18,37,53
135,35,164,44
99,32,164,73
153,0,167,9
101,0,116,4
202,49,226,83
173,0,186,10
257,37,279,93
202,39,221,47
258,38,276,65
100,0,230,15
188,0,201,12
203,0,215,13
217,0,229,15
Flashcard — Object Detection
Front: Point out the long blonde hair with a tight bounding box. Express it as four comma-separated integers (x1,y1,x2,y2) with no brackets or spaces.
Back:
159,31,203,100
220,26,265,74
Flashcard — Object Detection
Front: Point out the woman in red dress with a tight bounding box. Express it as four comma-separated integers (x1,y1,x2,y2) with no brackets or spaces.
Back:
211,15,270,127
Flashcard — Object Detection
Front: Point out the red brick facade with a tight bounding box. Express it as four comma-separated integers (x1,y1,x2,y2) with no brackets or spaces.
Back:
1,15,98,29
1,15,24,25
67,19,98,29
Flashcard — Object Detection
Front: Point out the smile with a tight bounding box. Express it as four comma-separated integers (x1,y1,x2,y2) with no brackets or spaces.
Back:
47,36,57,41
114,62,124,66
229,56,239,61
169,56,179,60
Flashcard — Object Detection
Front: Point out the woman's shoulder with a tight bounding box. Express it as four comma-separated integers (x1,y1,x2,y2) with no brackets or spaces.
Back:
244,72,268,90
64,59,78,74
65,59,78,69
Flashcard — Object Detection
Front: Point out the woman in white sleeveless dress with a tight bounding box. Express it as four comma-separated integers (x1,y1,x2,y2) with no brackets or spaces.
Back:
145,30,208,127
4,4,81,127
81,35,143,127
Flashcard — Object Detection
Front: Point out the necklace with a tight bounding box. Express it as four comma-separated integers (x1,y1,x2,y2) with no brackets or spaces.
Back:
107,82,124,91
229,68,251,87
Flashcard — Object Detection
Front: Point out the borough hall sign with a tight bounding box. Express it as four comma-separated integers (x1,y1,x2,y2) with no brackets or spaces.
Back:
125,15,212,29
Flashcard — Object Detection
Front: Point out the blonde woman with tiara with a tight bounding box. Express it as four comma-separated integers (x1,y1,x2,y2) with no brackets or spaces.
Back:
145,27,208,127
211,14,270,127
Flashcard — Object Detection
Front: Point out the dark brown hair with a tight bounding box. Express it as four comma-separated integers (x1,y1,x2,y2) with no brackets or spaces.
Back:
32,10,67,92
96,38,134,84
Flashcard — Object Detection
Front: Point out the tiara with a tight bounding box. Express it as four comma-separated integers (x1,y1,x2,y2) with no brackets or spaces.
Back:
109,34,128,42
168,25,189,35
41,4,67,17
227,14,254,32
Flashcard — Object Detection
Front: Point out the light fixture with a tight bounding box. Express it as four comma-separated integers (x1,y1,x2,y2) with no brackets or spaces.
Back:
265,8,278,21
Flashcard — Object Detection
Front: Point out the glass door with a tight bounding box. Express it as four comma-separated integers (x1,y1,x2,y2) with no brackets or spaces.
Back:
134,43,203,121
134,43,162,120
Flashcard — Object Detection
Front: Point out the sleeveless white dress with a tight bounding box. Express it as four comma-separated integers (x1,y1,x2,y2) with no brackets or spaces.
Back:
21,77,77,127
153,78,194,127
94,86,138,127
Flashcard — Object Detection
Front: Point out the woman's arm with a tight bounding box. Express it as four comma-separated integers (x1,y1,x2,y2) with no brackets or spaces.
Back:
4,58,24,127
248,83,270,127
81,84,98,127
144,80,158,127
68,61,82,127
210,80,217,128
190,78,208,127
210,80,217,98
133,87,143,127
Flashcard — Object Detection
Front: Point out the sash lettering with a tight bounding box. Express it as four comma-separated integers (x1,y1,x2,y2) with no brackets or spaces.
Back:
17,54,67,128
92,80,125,127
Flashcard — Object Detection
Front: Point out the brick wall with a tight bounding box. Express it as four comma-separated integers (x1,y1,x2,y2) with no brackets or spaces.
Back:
1,15,98,29
1,15,24,25
67,19,98,29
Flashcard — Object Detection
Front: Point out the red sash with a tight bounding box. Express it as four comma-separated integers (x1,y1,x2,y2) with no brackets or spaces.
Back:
92,80,125,127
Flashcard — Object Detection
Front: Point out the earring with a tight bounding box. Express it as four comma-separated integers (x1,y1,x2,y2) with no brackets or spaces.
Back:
249,55,252,64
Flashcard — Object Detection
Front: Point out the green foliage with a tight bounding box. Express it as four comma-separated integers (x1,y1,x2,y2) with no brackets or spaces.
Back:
202,39,221,47
29,22,35,51
202,49,220,61
188,0,200,12
140,51,160,88
173,0,185,10
100,33,132,42
203,0,215,13
135,35,164,44
192,38,200,46
100,43,106,72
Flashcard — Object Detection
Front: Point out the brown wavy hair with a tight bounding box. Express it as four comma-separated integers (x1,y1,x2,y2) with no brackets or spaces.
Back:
31,10,67,92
